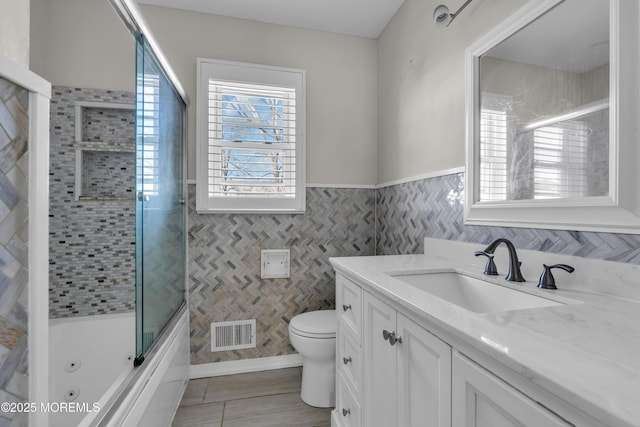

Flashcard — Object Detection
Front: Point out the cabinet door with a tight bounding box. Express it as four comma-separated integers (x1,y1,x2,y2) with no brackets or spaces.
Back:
452,353,571,427
397,314,452,427
335,374,362,427
338,324,362,398
363,292,396,427
337,274,363,340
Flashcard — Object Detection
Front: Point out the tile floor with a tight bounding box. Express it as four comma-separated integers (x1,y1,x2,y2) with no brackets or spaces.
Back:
172,367,332,427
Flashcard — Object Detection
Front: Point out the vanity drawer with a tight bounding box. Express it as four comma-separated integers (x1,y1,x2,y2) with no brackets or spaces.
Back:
338,324,362,399
337,274,362,339
335,374,361,427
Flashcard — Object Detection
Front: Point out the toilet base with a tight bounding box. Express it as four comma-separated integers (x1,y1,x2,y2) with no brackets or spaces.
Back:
300,358,336,408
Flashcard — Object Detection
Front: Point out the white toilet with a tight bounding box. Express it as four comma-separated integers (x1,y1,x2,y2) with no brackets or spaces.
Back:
288,310,337,407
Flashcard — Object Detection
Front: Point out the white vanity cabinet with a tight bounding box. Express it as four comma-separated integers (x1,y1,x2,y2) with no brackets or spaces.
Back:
363,290,452,427
452,353,570,427
333,272,451,427
332,270,591,427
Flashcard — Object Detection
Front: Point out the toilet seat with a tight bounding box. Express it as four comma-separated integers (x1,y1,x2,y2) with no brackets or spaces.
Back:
289,310,336,339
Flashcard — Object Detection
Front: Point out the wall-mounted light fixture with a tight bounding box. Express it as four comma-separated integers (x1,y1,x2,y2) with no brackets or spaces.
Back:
433,0,474,28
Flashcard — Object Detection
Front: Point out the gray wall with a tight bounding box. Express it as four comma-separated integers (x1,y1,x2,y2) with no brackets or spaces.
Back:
29,0,378,186
377,0,527,184
140,5,378,184
0,0,29,66
0,77,29,427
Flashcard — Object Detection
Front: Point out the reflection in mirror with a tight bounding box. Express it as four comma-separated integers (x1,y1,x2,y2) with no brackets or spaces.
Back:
477,0,609,202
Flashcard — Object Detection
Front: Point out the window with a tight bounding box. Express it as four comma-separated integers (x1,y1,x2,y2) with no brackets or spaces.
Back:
479,93,512,202
532,121,589,199
136,73,160,197
479,91,596,202
479,107,508,201
196,59,306,213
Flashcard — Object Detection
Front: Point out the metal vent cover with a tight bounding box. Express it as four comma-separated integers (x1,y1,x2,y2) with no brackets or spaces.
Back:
211,319,256,351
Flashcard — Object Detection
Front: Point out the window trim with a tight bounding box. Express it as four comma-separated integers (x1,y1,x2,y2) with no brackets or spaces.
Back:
196,58,306,214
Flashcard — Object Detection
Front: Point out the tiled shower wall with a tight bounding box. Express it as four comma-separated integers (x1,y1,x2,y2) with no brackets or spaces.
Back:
376,172,640,264
49,86,136,318
188,185,375,364
0,78,29,426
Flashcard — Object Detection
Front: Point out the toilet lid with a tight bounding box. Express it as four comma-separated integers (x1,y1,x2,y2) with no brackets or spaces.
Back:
289,310,336,339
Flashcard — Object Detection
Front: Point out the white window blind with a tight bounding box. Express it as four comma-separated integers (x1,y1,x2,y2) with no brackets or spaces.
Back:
208,81,295,198
137,74,160,197
479,107,508,202
533,121,589,199
196,59,306,213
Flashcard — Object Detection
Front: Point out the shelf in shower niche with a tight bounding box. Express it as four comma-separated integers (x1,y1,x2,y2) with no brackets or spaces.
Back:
76,196,133,202
75,149,135,202
75,101,135,146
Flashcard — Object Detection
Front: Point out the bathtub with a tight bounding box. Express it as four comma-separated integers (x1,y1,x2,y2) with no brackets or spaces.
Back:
48,307,189,427
49,312,135,427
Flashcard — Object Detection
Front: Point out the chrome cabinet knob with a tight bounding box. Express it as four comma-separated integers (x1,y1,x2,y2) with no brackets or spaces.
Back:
342,304,352,312
343,356,352,365
389,332,402,345
342,408,351,416
382,329,402,345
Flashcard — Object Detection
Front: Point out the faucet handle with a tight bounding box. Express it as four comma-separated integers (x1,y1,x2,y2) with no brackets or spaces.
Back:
537,264,575,290
474,251,499,276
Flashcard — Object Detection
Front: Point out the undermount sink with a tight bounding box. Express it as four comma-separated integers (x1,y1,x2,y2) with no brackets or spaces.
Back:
389,271,566,313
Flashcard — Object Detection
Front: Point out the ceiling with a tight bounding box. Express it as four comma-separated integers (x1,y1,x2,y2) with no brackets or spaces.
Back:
487,0,609,74
137,0,406,39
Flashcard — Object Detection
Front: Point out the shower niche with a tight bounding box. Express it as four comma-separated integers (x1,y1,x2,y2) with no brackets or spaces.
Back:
74,101,135,201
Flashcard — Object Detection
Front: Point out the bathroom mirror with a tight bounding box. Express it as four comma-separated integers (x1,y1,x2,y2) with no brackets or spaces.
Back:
465,0,640,233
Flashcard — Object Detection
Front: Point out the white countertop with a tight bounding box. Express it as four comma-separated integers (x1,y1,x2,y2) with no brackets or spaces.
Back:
330,239,640,427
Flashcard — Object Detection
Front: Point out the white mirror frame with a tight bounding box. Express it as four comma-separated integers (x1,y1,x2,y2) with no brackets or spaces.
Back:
465,0,640,234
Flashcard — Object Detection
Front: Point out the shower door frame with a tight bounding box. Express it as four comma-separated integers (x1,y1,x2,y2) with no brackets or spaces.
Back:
110,0,190,365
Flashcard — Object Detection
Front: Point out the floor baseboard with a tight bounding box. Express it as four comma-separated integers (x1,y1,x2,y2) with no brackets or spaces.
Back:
189,354,304,379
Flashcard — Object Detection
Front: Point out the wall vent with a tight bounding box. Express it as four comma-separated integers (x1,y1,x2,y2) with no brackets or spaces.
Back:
211,319,256,352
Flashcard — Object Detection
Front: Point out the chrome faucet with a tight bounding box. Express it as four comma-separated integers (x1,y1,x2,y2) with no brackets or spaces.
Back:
482,238,526,282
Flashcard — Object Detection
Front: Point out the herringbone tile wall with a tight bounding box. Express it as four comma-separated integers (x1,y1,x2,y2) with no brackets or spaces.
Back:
376,172,640,264
188,185,375,364
0,78,29,427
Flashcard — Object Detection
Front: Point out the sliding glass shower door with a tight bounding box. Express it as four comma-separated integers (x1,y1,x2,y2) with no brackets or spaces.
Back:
135,33,186,362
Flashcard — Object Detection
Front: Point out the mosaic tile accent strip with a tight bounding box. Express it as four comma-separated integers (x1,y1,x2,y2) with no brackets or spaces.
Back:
0,77,29,427
376,172,640,264
188,185,375,364
49,87,136,318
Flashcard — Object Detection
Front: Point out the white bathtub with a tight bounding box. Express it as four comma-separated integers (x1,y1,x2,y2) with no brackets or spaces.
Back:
49,312,135,427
